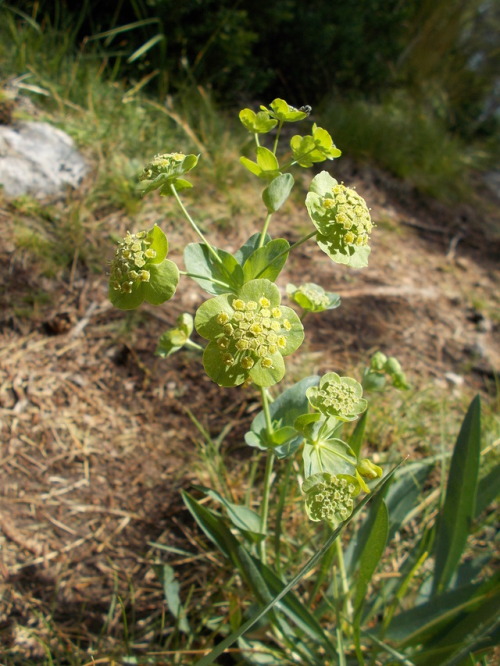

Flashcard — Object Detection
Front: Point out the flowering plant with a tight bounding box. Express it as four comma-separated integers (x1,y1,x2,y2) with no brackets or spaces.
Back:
107,99,425,663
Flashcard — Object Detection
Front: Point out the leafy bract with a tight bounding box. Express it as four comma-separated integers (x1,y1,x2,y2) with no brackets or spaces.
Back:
240,147,281,181
239,108,278,134
184,243,244,295
262,173,294,213
109,226,179,310
195,279,304,387
243,238,290,282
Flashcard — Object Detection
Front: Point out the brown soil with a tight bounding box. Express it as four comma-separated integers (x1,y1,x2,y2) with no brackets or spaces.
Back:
0,163,499,661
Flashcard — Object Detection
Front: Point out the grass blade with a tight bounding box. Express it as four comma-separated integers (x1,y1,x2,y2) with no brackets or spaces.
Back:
432,396,481,595
127,34,165,63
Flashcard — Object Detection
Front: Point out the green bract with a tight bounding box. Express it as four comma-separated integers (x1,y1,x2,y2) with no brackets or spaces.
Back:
302,472,360,525
286,282,340,313
239,108,278,134
156,313,194,358
109,226,179,310
240,146,281,181
290,124,341,167
138,152,199,196
261,98,310,123
306,372,367,422
306,171,373,268
195,279,304,387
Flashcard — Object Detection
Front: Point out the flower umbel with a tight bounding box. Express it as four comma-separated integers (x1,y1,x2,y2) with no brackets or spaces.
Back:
306,372,367,421
306,171,373,268
195,279,304,387
303,472,360,525
138,152,199,196
286,282,340,313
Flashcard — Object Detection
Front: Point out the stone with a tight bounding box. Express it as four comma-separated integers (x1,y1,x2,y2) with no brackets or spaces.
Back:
0,121,88,198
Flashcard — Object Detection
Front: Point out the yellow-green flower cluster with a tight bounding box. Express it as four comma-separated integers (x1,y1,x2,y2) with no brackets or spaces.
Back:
306,372,367,422
304,473,358,524
140,153,186,181
322,183,372,247
110,231,156,294
215,296,291,371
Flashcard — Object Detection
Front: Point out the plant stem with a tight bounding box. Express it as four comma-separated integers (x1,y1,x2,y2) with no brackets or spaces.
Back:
259,387,275,563
336,537,354,626
272,120,283,155
254,230,317,279
273,456,293,579
170,184,222,264
259,212,272,248
179,270,230,289
254,133,260,148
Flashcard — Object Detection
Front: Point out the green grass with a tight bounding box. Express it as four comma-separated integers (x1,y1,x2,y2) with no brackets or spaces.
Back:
321,92,488,203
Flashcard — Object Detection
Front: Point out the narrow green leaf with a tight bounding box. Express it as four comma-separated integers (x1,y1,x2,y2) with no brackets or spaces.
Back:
262,173,294,213
127,34,165,63
348,409,368,458
194,464,402,666
193,486,265,539
156,564,190,633
475,463,500,518
432,396,481,595
385,462,433,541
354,497,389,616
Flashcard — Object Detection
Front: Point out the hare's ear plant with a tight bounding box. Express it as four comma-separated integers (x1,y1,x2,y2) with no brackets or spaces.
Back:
108,100,494,665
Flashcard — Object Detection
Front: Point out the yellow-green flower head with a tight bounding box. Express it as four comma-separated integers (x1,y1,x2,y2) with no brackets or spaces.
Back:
306,372,367,422
195,279,304,387
108,225,179,310
306,171,373,268
303,472,360,525
138,153,199,197
286,282,340,313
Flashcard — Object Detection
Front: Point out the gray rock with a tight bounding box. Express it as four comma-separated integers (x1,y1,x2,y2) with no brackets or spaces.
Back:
0,121,88,198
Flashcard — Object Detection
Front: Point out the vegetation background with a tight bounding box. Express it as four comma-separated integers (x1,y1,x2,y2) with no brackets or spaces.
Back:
0,0,499,664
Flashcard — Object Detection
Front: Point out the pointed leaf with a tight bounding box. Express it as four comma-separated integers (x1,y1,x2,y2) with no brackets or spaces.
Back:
184,243,244,295
432,396,481,595
349,409,368,458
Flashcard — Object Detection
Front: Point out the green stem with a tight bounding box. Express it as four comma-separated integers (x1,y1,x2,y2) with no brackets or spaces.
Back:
254,230,317,279
272,120,283,155
254,133,260,148
273,456,293,579
179,270,230,289
184,340,204,352
259,387,275,563
336,537,353,626
170,184,222,264
259,212,273,248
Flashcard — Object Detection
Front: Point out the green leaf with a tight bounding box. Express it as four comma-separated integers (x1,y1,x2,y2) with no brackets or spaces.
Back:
262,173,294,213
354,497,389,616
193,486,266,540
385,462,433,541
432,396,481,596
349,409,368,458
155,564,190,633
246,376,319,452
303,438,357,477
316,233,371,268
184,243,244,295
193,465,402,666
384,573,500,647
268,98,309,122
242,239,290,282
257,146,279,172
234,233,271,266
182,492,335,651
143,260,179,305
475,463,500,518
239,108,278,134
309,170,338,196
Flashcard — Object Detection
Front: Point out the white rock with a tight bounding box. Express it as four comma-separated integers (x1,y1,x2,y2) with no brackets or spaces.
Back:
0,121,88,198
444,372,464,387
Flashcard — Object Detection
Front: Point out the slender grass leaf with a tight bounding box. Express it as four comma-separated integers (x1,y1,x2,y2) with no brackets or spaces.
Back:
127,34,165,63
194,464,402,666
432,396,481,596
385,461,433,541
88,18,160,42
